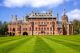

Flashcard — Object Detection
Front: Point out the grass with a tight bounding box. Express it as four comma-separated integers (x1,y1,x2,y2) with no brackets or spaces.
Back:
0,35,80,53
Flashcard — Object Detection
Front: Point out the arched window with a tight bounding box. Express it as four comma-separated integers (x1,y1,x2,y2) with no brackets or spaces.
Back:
23,32,28,35
13,28,15,31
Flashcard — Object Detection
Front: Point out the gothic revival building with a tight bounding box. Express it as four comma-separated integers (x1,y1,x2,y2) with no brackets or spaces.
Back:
8,10,73,36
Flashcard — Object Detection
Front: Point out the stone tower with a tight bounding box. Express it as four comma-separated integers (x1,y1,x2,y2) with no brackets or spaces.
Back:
62,9,68,35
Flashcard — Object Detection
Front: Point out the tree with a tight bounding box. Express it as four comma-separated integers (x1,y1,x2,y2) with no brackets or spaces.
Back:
0,21,8,36
0,21,2,26
72,19,80,34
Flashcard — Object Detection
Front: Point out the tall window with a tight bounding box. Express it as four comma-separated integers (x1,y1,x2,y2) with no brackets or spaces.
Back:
10,28,11,31
47,22,49,24
13,28,15,31
41,27,43,30
44,27,46,30
41,22,44,25
50,27,53,31
26,28,27,30
47,27,49,31
39,27,40,31
35,27,37,31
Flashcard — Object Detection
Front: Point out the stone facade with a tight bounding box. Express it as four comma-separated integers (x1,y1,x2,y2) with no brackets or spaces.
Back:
8,10,73,36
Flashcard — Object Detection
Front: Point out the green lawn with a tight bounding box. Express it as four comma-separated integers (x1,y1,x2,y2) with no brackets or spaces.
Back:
0,35,80,53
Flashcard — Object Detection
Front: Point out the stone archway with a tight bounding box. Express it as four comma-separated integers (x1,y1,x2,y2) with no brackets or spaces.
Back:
40,31,45,35
9,32,12,36
23,32,28,35
9,32,15,36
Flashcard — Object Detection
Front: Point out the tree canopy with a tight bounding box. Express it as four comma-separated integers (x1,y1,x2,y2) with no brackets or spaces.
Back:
0,21,8,36
72,19,80,35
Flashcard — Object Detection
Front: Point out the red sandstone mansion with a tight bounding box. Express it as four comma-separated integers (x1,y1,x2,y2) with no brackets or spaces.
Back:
8,10,73,36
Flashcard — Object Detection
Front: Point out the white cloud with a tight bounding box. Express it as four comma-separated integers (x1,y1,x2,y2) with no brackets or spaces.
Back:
67,9,80,20
3,0,70,8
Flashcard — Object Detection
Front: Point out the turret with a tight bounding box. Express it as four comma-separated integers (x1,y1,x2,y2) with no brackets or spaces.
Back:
49,9,53,16
62,9,68,35
11,15,17,22
62,9,68,25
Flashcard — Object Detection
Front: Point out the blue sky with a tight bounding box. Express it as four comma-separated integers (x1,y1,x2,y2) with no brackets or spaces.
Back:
0,0,80,22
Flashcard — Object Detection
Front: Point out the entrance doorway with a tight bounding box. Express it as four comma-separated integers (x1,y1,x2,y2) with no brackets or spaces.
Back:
41,31,45,35
23,32,28,35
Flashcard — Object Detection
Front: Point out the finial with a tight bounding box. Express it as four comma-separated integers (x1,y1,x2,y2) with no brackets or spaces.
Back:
23,16,26,22
11,15,17,22
12,15,17,18
57,12,59,21
49,9,53,16
32,9,35,13
57,12,59,16
49,9,52,13
15,15,17,18
63,9,66,15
